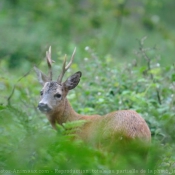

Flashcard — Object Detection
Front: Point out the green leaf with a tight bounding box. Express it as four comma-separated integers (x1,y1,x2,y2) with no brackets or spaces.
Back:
171,73,175,82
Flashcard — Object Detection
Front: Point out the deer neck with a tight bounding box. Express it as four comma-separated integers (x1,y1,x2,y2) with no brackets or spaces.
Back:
46,98,81,127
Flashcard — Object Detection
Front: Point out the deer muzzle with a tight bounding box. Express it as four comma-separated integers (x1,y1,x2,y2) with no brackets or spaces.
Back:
38,102,52,113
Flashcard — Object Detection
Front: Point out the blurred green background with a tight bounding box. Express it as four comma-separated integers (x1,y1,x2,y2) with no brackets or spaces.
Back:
0,0,175,174
0,0,175,69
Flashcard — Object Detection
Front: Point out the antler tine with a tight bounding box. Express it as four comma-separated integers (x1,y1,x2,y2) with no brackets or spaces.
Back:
46,46,53,81
65,47,76,69
57,54,67,83
57,47,76,83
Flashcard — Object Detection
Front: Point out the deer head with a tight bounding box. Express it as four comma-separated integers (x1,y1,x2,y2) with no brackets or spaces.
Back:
34,47,82,114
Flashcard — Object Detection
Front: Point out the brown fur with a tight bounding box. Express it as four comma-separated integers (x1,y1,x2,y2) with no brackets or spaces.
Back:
46,98,151,143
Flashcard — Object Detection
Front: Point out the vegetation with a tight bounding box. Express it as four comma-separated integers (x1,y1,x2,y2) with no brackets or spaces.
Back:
0,1,175,175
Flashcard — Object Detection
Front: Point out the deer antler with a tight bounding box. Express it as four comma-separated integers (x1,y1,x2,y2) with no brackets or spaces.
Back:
57,47,76,83
46,46,54,81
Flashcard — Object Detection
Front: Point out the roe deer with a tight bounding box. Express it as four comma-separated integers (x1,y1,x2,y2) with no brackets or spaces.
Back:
34,47,151,143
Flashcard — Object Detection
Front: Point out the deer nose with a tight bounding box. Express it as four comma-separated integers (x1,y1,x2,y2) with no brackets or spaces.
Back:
38,102,52,113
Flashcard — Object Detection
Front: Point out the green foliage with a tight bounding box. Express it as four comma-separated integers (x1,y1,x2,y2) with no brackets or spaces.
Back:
0,37,175,174
0,0,175,69
0,1,175,174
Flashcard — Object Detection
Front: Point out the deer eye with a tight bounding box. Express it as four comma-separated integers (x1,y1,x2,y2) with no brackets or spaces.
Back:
54,93,61,98
40,91,43,96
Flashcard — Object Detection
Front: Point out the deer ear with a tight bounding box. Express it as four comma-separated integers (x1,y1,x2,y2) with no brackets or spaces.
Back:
34,66,49,85
63,71,82,90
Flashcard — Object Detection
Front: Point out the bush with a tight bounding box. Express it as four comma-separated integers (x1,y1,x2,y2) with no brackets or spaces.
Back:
0,38,175,174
